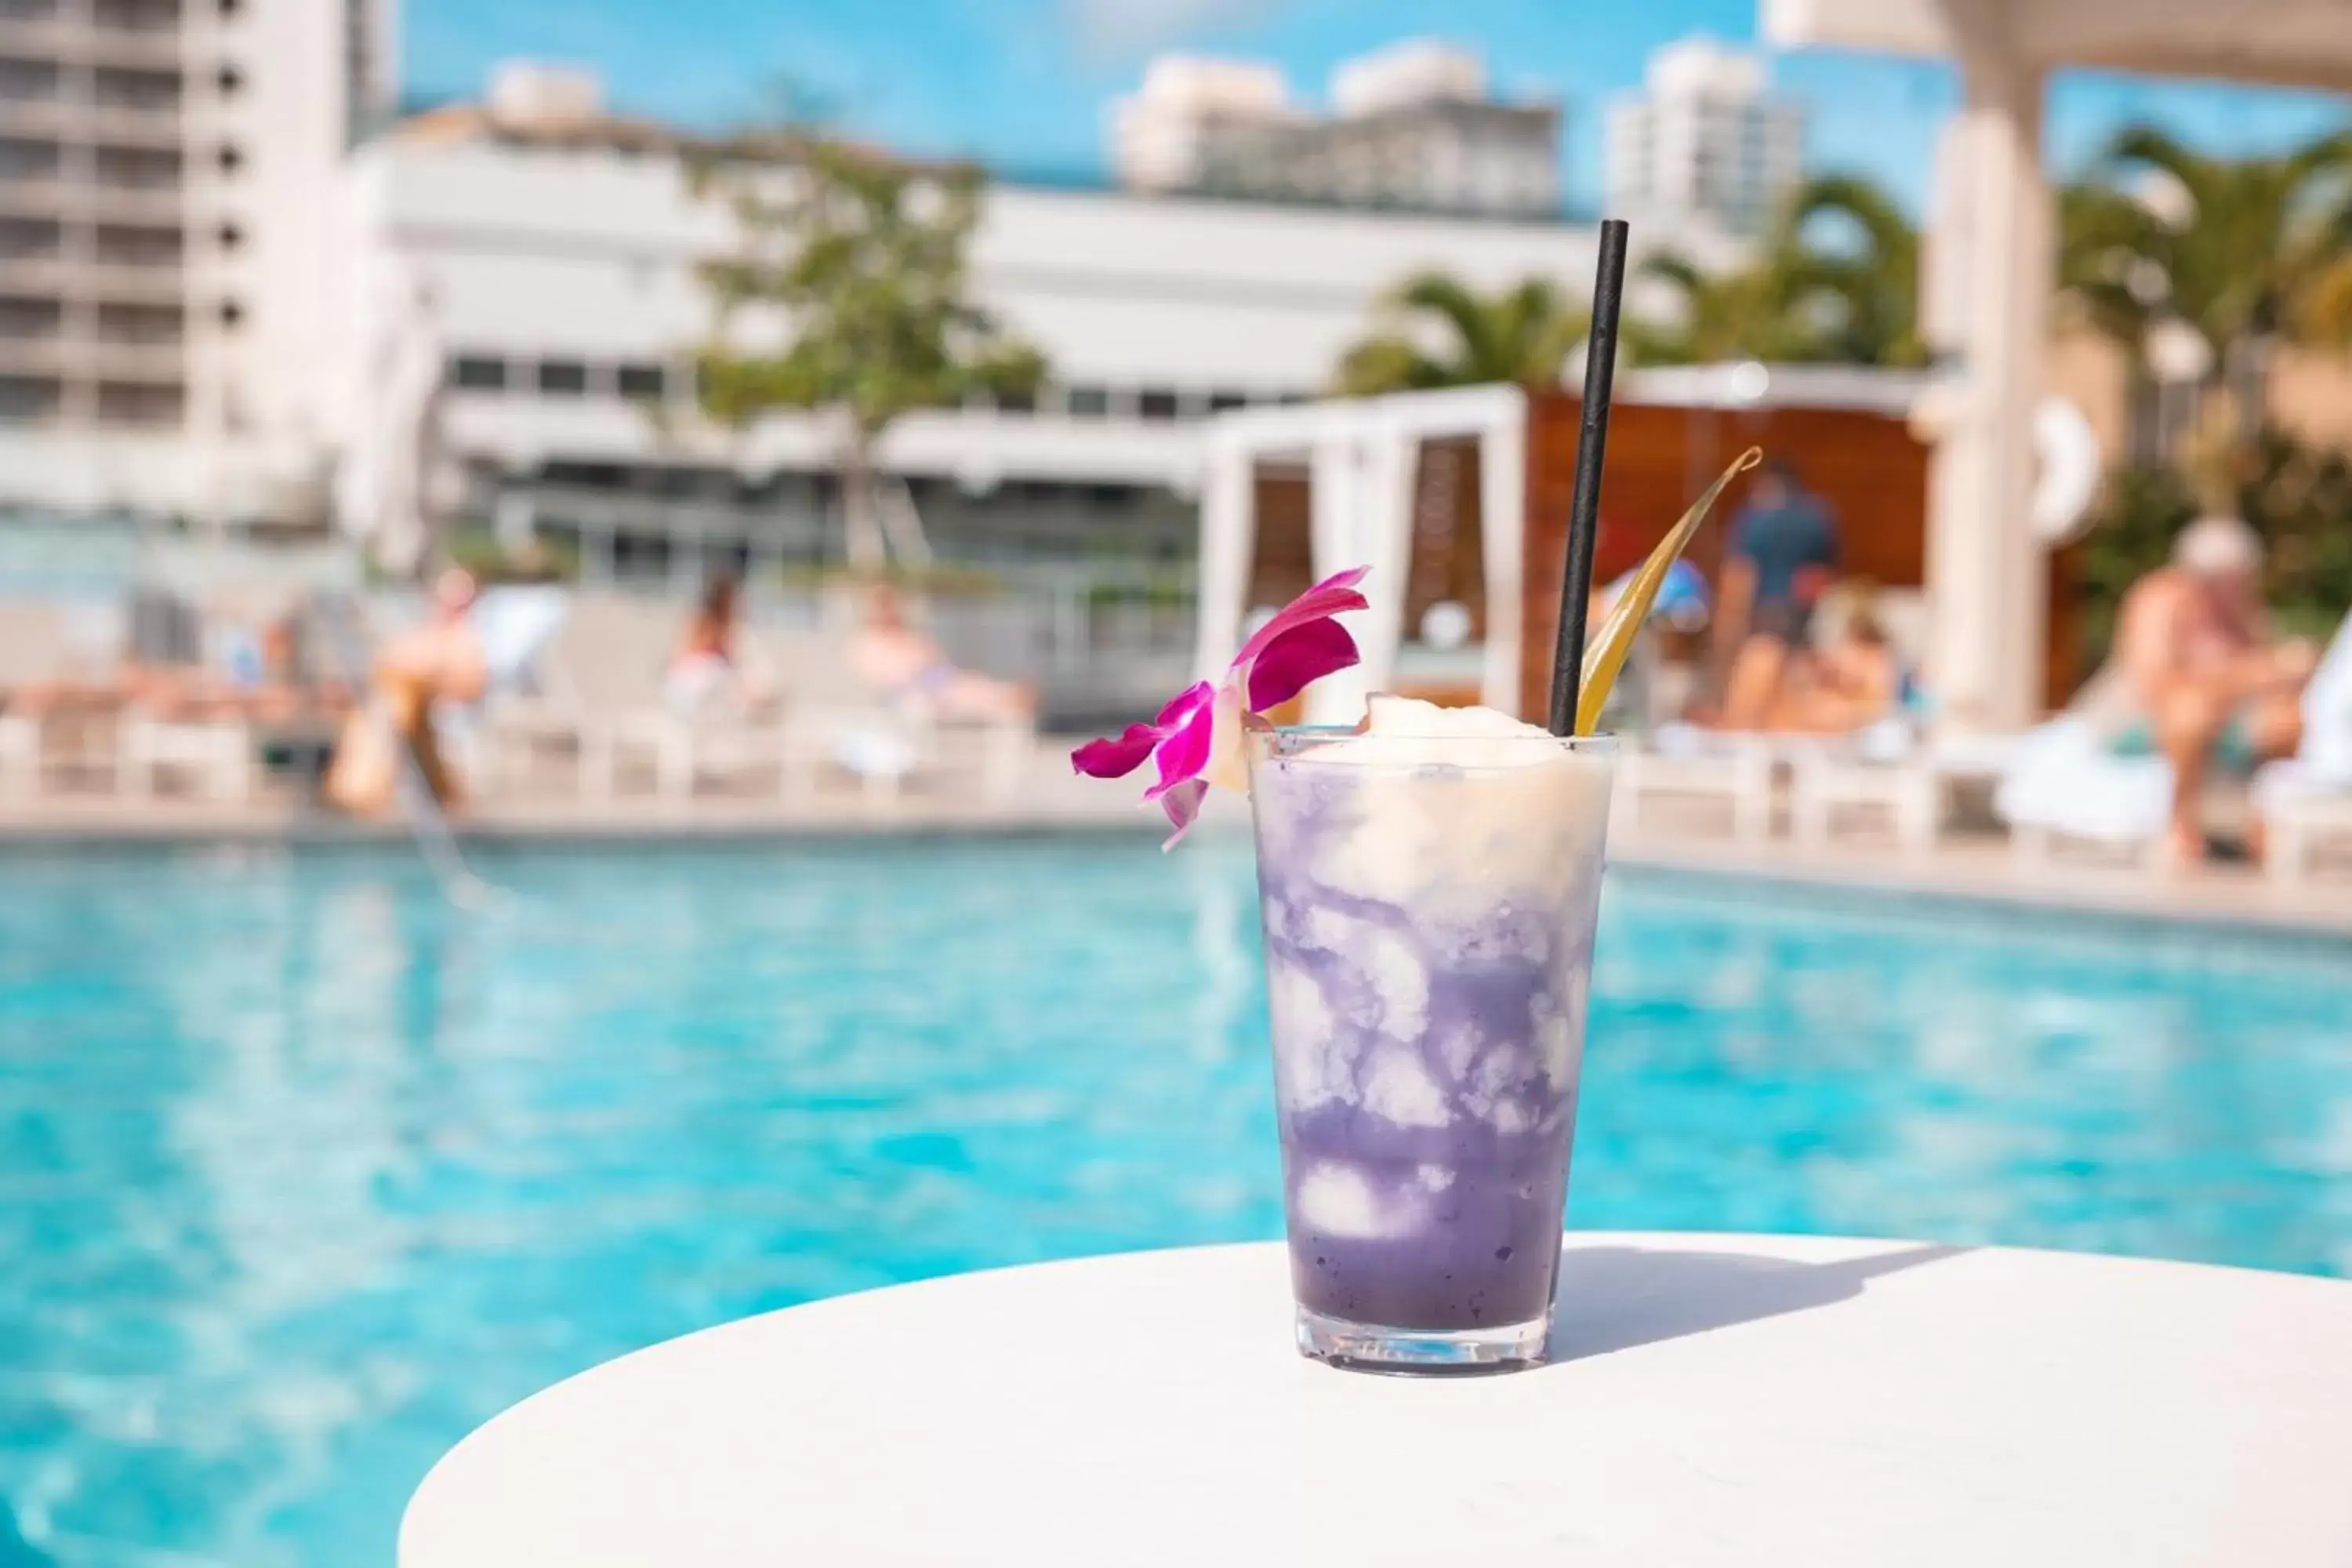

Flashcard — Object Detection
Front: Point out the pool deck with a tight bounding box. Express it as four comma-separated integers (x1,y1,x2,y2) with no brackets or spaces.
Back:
5,746,2349,940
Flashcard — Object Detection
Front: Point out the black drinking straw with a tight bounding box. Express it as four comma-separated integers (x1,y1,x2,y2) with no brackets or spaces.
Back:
1548,217,1629,737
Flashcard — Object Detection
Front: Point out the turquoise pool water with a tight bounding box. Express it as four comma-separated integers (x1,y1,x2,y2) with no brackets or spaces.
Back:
2,837,2349,1565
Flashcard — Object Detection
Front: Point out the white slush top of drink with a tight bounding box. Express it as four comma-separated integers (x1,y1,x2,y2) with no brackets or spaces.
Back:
1312,695,1567,770
1257,692,1612,916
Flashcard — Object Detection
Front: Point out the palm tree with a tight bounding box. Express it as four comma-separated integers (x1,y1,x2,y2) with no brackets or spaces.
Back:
2059,124,2352,433
2300,256,2352,346
1628,173,1925,368
1783,174,1924,367
1624,251,1824,365
1334,273,1588,395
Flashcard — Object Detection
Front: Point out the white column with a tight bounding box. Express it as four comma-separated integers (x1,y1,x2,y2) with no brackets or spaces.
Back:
1351,419,1417,702
1925,39,2049,733
1192,430,1257,682
1476,404,1526,714
1305,429,1365,723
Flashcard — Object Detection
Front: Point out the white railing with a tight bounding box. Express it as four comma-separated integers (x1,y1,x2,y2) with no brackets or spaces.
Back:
0,521,1198,726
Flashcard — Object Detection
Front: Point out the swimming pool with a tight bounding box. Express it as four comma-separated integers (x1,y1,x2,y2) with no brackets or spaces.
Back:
2,837,2348,1564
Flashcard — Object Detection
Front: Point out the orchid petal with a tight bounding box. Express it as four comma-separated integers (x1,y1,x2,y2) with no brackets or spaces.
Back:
1070,564,1375,853
1243,618,1359,712
1231,566,1370,673
1153,681,1216,728
1071,682,1213,779
1157,778,1208,851
1143,684,1219,801
1070,724,1163,779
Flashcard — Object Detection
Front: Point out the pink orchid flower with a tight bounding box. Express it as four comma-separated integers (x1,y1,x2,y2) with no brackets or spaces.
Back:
1072,566,1370,848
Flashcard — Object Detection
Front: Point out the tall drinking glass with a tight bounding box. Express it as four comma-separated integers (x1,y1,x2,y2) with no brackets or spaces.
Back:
1244,724,1615,1372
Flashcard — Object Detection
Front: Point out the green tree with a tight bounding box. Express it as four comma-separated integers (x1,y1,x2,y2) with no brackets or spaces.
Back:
1784,174,1924,367
2058,124,2352,432
1624,251,1822,365
691,132,1044,571
1628,172,1925,368
1333,273,1588,395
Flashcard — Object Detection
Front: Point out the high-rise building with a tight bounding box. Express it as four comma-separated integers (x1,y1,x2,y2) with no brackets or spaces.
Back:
1115,41,1561,221
0,0,395,518
1109,56,1295,197
1605,37,1802,238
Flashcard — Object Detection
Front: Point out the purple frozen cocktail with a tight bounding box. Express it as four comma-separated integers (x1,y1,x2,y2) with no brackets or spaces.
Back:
1246,697,1613,1371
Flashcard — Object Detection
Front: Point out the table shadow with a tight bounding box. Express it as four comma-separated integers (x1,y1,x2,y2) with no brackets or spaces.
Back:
1542,1240,1969,1366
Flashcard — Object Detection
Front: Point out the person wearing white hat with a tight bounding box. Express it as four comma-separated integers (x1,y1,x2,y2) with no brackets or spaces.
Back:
2107,514,2317,862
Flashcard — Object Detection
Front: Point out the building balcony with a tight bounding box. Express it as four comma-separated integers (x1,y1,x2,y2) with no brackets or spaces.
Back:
81,29,183,71
89,336,180,376
0,177,68,216
86,102,187,147
0,98,186,147
0,256,69,293
90,185,183,223
89,260,187,302
0,333,180,378
85,181,183,222
0,177,182,223
0,17,67,58
0,99,71,140
0,256,184,299
0,17,183,70
0,333,67,374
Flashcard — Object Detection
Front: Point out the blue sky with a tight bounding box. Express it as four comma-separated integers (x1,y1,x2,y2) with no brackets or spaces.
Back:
406,0,2352,212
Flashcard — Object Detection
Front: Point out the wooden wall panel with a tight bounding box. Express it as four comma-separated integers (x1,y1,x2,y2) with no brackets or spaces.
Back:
1518,392,2074,718
1247,469,1314,612
1239,397,2078,720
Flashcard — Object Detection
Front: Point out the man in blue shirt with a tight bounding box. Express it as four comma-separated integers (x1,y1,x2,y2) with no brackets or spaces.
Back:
1718,459,1839,727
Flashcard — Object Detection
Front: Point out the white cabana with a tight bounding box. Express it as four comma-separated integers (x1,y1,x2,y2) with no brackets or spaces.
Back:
1196,366,1953,724
1196,384,1528,723
1766,0,2352,730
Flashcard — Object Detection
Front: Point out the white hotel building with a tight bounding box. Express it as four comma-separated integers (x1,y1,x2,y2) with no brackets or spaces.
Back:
0,0,394,524
1606,36,1803,240
6,42,1743,586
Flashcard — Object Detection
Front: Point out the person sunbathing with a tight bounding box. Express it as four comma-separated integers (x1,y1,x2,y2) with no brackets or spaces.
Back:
1768,608,1903,735
2107,516,2314,862
849,583,1034,722
664,575,772,717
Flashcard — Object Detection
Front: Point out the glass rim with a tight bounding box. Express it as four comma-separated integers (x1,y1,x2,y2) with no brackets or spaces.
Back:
1248,723,1618,762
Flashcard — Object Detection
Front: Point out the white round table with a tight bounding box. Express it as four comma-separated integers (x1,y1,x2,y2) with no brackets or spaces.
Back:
401,1232,2352,1566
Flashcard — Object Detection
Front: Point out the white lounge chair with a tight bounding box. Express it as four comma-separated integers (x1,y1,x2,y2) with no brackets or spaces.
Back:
1614,729,1781,842
2256,615,2352,884
1790,724,2018,851
1616,724,1847,843
757,624,927,805
468,594,687,799
445,586,572,796
765,609,1036,808
118,713,256,801
0,710,34,797
0,602,68,799
1995,645,2351,874
564,597,790,804
1993,713,2174,866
